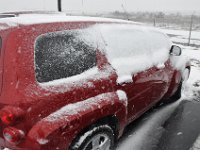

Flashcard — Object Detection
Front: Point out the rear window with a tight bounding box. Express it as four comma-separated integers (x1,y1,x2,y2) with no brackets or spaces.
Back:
35,29,97,83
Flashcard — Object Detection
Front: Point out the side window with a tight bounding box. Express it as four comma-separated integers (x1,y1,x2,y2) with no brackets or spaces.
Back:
35,30,97,83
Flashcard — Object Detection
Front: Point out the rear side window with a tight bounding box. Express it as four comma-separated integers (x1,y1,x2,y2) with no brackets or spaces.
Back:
35,30,97,83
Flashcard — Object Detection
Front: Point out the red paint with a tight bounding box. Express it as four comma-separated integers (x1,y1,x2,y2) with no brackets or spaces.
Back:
0,14,190,150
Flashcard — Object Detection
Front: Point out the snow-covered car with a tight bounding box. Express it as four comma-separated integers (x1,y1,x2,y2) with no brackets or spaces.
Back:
0,12,190,150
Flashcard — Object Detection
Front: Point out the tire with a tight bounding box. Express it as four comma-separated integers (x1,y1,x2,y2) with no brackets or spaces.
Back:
168,68,190,103
161,81,182,104
70,125,115,150
170,81,182,101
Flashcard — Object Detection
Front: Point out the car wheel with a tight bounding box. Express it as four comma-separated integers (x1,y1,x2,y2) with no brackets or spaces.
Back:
169,68,190,102
159,81,182,105
70,125,115,150
170,81,182,102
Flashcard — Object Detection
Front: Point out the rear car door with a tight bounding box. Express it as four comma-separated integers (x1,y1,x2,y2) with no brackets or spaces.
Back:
118,68,154,121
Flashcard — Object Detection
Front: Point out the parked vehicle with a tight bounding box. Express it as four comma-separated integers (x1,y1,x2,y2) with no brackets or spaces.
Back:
0,12,190,150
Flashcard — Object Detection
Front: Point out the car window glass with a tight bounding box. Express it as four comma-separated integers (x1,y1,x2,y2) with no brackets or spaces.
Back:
99,24,171,61
35,29,97,83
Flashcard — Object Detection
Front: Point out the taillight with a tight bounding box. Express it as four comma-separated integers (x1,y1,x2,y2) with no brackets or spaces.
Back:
0,106,25,125
3,127,24,144
0,110,15,125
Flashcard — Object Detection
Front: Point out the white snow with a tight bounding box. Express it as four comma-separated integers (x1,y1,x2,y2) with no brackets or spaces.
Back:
170,55,189,72
39,67,98,87
0,22,17,30
190,135,200,150
116,90,128,106
38,66,114,94
37,138,49,145
98,24,172,84
44,92,115,122
0,14,134,26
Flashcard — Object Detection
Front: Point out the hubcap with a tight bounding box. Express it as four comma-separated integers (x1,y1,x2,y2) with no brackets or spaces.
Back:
83,133,111,150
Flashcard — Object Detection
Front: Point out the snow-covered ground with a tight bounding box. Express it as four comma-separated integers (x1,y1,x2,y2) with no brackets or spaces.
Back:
117,27,200,150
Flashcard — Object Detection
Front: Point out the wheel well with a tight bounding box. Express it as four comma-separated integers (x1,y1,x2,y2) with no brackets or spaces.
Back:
94,115,119,139
69,115,119,149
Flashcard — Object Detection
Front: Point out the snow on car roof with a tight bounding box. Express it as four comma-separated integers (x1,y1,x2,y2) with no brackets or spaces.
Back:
0,13,138,29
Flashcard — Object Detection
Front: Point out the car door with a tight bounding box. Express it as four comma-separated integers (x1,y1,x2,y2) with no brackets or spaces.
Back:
149,60,173,104
118,67,154,122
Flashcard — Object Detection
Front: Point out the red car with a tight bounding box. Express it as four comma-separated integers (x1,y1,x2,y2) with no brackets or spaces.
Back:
0,12,190,150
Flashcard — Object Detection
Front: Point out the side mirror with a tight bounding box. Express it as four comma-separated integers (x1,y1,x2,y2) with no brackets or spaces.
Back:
170,45,182,56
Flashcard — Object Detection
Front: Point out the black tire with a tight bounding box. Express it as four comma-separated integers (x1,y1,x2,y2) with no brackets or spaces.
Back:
70,125,115,150
162,81,182,104
171,81,182,100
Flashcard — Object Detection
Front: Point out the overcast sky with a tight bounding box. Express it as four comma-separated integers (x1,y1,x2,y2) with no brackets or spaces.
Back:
0,0,200,13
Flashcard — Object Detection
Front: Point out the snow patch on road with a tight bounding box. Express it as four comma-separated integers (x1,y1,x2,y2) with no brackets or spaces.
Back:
190,135,200,150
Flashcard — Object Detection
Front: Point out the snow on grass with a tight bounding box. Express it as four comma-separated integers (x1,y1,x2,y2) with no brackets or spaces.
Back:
117,100,181,150
160,28,200,40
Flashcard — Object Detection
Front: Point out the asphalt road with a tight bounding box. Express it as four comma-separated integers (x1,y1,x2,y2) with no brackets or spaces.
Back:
155,100,200,150
116,99,200,150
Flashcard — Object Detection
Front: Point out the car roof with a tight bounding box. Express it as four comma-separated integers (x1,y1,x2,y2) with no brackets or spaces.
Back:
0,11,138,30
